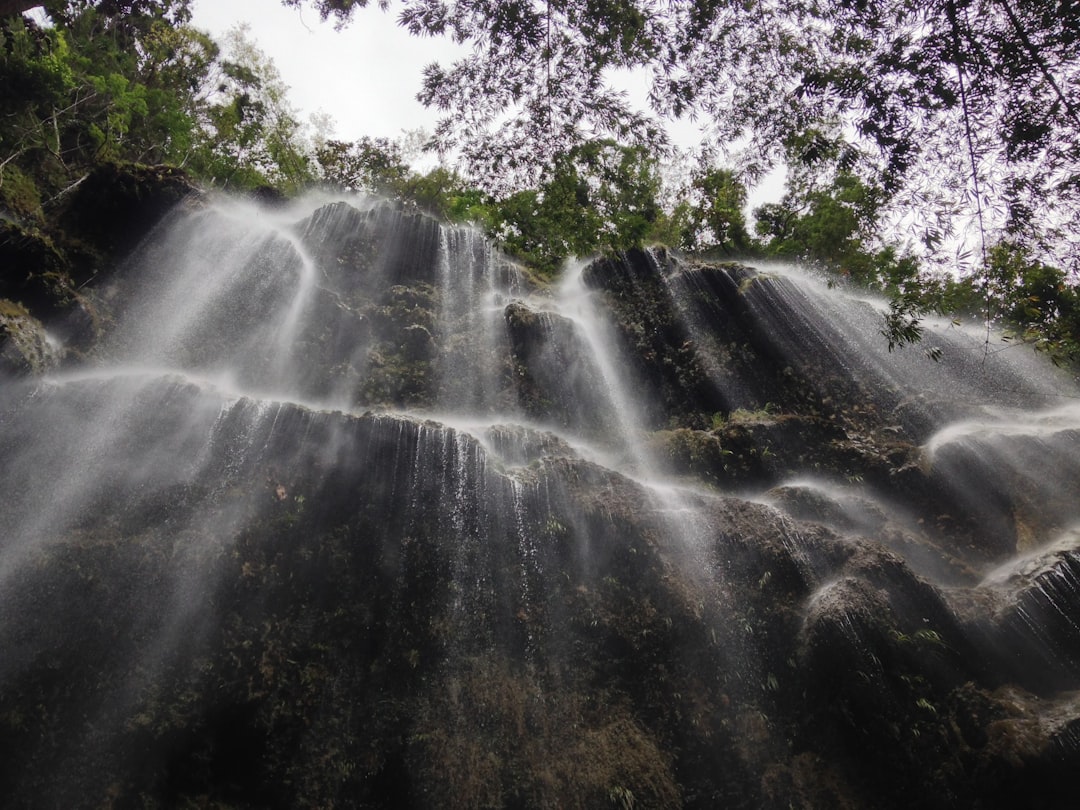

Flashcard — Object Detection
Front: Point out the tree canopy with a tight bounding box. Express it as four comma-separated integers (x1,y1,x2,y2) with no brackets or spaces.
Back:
286,0,1080,358
3,0,1080,360
1,3,313,222
283,0,1079,275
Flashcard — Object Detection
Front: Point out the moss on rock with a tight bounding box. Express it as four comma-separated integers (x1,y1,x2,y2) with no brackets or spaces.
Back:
0,297,61,375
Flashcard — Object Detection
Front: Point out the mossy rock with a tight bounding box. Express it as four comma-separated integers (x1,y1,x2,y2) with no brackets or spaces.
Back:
581,249,727,428
374,283,438,334
650,414,846,487
0,298,61,375
504,300,612,431
0,164,44,225
360,346,435,407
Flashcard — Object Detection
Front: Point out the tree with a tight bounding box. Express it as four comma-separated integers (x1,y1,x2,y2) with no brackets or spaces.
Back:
315,135,411,194
0,0,191,24
315,134,489,222
186,24,313,192
486,140,666,273
59,6,212,163
981,241,1080,362
10,0,1078,270
1,2,318,222
681,167,751,253
279,0,1079,279
314,131,669,274
10,0,1079,359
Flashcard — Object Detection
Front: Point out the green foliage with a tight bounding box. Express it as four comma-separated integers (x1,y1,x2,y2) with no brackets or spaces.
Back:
303,0,1080,293
0,7,317,217
315,135,669,275
873,239,1080,364
1,8,208,214
5,0,1078,363
681,167,751,253
755,169,885,273
316,135,411,195
187,25,313,193
881,293,930,353
892,628,947,649
986,242,1078,331
726,405,776,424
750,129,882,271
976,242,1080,363
0,18,72,216
486,187,571,274
487,140,665,274
316,136,494,226
608,784,636,810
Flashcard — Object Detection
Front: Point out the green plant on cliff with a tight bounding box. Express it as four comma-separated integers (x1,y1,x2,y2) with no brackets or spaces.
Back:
316,135,412,196
680,166,753,254
1,7,315,222
6,0,1080,361
0,6,218,210
316,134,668,276
299,0,1080,265
316,135,491,223
935,241,1080,364
0,15,75,216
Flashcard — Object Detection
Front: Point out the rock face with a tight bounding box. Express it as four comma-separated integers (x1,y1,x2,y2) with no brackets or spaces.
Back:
2,195,1080,809
0,162,201,371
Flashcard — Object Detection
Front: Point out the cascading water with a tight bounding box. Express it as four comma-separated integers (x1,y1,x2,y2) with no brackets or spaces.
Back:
545,260,653,465
3,191,1080,808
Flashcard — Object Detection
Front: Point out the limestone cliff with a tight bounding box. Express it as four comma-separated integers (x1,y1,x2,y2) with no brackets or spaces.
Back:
1,191,1079,809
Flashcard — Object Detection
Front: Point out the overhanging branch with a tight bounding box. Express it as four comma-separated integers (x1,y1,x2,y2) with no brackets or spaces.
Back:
0,0,44,18
994,0,1080,129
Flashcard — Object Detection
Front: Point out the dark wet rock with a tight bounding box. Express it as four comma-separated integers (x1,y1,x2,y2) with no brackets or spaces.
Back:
661,260,841,419
582,248,727,428
352,284,441,407
792,573,971,808
401,323,436,358
481,423,579,466
948,533,1080,695
0,378,771,808
4,188,1080,809
298,200,443,286
650,413,846,488
766,482,888,532
940,685,1080,808
297,200,380,277
0,164,196,369
0,220,73,317
247,184,288,206
924,425,1080,564
56,162,198,266
504,299,612,433
0,222,102,366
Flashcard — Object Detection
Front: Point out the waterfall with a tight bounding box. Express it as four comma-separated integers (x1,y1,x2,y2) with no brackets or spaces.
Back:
3,194,1080,808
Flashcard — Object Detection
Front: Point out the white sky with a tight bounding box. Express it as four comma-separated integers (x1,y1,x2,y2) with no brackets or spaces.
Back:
186,1,718,156
189,0,463,143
